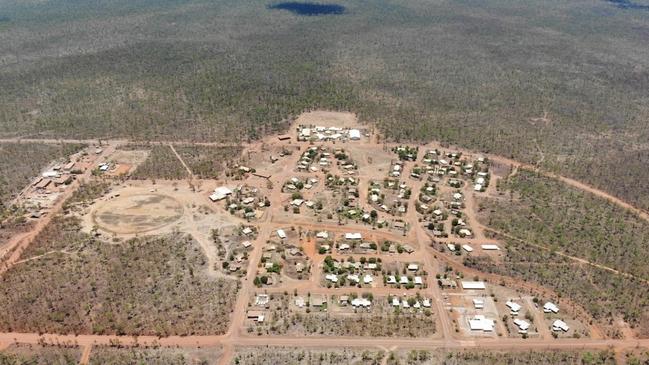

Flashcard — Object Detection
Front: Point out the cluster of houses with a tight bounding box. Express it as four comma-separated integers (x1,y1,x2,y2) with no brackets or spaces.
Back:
390,296,432,310
297,126,362,142
543,302,570,332
296,147,325,172
367,179,411,216
323,255,382,286
34,165,74,192
419,150,490,193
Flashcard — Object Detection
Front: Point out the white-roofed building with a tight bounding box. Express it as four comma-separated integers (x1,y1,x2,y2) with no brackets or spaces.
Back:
506,301,522,314
255,294,269,306
348,129,361,140
347,274,360,283
461,281,486,290
210,186,233,201
345,232,362,240
514,319,530,333
325,274,338,283
544,302,559,313
295,296,305,308
316,231,329,239
276,229,287,239
481,244,500,250
552,319,570,332
351,298,371,308
468,315,494,332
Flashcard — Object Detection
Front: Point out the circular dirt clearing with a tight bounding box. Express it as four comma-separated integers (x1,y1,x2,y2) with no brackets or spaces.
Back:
92,194,183,234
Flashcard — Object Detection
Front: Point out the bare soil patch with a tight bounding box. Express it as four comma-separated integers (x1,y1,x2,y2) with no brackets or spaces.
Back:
92,193,183,235
295,111,359,128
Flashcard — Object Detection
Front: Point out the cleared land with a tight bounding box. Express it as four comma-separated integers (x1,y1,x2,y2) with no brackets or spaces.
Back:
1,111,649,362
92,193,183,234
0,215,238,336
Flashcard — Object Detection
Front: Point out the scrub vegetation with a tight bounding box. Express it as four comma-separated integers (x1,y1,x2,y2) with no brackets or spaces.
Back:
471,170,649,336
0,0,648,210
0,215,238,336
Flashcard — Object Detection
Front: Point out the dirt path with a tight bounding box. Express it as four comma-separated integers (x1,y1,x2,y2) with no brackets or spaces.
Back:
79,345,92,365
168,143,193,178
0,331,646,353
524,296,551,340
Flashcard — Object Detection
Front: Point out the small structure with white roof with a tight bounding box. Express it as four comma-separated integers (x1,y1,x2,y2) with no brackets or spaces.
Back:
543,302,559,314
514,319,530,333
345,232,362,240
552,319,570,332
506,300,522,315
461,281,486,290
210,186,232,201
468,315,494,332
481,244,500,250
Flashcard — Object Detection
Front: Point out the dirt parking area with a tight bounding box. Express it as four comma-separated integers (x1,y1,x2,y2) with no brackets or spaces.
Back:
79,181,240,238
